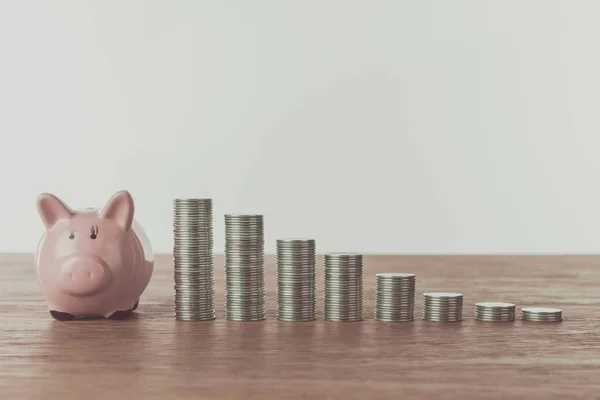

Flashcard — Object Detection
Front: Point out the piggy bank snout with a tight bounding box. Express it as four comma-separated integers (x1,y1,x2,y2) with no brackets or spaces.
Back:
56,256,112,296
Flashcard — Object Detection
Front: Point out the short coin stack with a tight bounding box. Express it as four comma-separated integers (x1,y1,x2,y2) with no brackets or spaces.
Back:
521,307,563,322
474,302,516,322
276,239,316,322
374,273,416,322
224,214,266,321
173,198,215,321
422,292,464,322
323,253,363,322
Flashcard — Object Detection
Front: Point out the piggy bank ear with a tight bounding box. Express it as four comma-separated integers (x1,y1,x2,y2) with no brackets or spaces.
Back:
99,190,134,231
37,193,75,230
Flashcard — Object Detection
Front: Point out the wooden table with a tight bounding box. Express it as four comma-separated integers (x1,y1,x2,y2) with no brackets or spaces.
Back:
0,253,598,399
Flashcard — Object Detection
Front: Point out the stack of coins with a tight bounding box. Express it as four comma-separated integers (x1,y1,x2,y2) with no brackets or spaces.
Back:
374,273,416,322
323,253,363,322
276,239,316,322
422,292,464,322
224,214,265,321
474,301,516,322
521,307,563,322
173,198,215,321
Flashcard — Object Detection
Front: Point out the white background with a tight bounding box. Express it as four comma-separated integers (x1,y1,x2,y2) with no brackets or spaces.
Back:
1,0,599,254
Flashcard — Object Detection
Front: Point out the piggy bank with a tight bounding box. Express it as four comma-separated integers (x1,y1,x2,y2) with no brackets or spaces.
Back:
35,190,154,320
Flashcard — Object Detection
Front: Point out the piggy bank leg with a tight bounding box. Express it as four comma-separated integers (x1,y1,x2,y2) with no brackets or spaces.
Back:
50,310,76,321
107,300,139,320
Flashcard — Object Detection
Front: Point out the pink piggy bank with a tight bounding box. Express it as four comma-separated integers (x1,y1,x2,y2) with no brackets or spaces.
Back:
35,190,154,320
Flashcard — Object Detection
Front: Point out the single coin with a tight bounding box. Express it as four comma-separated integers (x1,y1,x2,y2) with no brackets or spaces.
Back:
475,301,515,308
376,273,416,278
424,292,463,298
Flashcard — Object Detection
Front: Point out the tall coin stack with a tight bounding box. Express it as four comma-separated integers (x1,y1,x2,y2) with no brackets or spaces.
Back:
173,198,215,321
324,253,363,322
474,302,516,322
224,214,266,321
422,292,464,322
276,239,316,322
374,273,416,322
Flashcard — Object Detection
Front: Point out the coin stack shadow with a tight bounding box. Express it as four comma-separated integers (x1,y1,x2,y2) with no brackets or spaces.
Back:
521,307,563,322
422,292,464,322
474,302,516,322
173,198,215,321
374,273,416,322
276,239,316,322
224,214,266,321
323,253,363,322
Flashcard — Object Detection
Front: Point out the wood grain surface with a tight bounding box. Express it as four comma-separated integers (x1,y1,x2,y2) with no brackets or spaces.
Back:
0,253,598,399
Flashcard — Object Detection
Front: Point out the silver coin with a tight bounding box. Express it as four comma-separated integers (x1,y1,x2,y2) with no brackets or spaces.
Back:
521,306,563,322
424,292,463,298
323,253,363,322
422,292,464,322
173,198,215,321
224,214,266,321
276,238,316,322
376,273,416,278
475,301,515,308
374,272,416,323
474,301,516,322
521,306,561,313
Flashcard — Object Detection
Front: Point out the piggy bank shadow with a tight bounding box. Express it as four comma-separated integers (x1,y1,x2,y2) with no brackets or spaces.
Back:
49,300,140,321
53,313,141,322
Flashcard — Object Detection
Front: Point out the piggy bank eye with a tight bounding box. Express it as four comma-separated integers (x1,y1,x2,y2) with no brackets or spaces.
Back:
68,233,75,240
90,225,98,240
